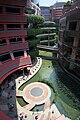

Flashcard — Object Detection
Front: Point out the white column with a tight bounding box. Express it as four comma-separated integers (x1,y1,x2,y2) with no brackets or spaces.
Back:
24,50,27,57
10,52,15,60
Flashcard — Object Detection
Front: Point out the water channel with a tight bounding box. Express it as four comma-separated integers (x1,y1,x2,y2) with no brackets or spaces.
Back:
29,51,80,120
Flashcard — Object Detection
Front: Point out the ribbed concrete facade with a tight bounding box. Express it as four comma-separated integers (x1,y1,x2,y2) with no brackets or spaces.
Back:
58,0,80,82
0,0,32,83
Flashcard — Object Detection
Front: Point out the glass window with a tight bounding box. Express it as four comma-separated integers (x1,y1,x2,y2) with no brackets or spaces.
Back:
69,21,77,30
0,24,4,31
0,39,6,45
13,50,24,58
6,7,20,14
0,6,2,13
7,24,21,29
0,53,11,62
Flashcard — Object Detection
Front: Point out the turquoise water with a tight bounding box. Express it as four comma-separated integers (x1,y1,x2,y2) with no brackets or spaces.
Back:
30,59,80,120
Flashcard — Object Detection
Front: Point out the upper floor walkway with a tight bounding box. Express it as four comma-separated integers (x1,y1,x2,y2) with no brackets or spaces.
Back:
37,45,58,53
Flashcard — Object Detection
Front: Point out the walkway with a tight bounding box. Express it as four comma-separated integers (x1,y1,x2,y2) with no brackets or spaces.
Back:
38,55,57,61
0,57,69,120
37,45,58,53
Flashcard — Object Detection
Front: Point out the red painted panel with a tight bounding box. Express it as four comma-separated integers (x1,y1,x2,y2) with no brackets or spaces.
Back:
0,56,32,84
0,0,26,6
0,42,28,54
0,30,27,38
0,14,27,23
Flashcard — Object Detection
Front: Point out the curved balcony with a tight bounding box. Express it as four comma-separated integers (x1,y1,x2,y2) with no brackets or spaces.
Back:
0,14,27,23
0,42,28,54
0,56,32,84
63,56,80,67
26,1,40,15
59,50,80,67
26,6,35,14
58,55,80,81
0,0,26,6
0,29,27,38
62,42,80,50
64,30,80,37
26,1,35,14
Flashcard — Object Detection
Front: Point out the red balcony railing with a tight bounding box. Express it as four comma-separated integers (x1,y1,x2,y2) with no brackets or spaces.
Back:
0,14,27,23
0,29,27,38
0,56,32,84
0,42,28,54
0,0,26,6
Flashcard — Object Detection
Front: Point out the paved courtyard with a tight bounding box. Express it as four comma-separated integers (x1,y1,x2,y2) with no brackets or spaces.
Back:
0,57,68,120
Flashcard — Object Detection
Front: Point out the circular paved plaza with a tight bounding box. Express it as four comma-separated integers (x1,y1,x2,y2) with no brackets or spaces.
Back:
23,82,51,105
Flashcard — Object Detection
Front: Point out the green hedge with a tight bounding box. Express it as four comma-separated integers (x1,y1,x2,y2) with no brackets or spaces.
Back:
27,39,40,48
28,49,39,59
26,14,45,24
39,21,56,27
28,28,42,36
41,27,57,34
28,28,57,37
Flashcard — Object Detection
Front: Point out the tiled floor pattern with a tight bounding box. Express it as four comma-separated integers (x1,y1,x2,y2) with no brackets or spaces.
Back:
0,57,68,120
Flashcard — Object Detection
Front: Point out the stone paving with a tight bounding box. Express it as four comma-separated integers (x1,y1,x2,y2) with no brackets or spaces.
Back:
0,57,69,120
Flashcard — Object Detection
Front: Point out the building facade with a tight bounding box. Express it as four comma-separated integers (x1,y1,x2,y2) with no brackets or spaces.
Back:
26,0,41,15
50,2,65,22
0,0,32,83
58,0,80,82
40,6,50,21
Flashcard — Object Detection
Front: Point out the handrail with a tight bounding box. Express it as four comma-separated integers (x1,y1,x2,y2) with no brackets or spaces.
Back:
0,56,31,83
0,42,28,54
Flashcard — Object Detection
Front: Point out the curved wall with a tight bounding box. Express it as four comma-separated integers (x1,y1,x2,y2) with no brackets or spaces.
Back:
0,0,32,82
58,2,80,82
0,56,31,84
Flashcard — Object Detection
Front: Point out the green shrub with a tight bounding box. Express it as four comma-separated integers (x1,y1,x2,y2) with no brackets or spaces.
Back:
65,0,72,6
27,39,40,48
28,49,39,59
27,14,45,24
39,21,56,27
28,28,43,36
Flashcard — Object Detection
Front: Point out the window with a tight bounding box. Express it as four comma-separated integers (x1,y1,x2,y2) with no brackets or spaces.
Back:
13,50,24,58
7,24,21,29
0,24,4,31
24,24,27,29
69,21,77,30
9,38,16,43
9,38,22,43
0,53,11,62
0,6,2,13
0,39,6,45
6,7,20,14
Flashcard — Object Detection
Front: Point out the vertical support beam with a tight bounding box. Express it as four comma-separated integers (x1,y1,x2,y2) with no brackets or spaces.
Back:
21,24,24,30
24,50,27,57
0,61,2,65
22,37,25,43
20,8,23,15
10,52,15,60
2,6,6,14
4,24,7,30
48,33,50,46
6,38,10,45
